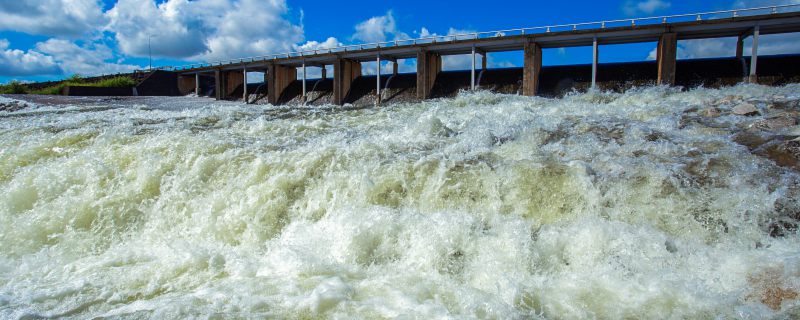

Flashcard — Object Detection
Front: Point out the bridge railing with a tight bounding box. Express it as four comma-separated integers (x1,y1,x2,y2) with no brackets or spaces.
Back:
170,4,800,72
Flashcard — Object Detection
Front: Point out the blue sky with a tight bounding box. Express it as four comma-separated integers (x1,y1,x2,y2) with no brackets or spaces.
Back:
1,0,798,84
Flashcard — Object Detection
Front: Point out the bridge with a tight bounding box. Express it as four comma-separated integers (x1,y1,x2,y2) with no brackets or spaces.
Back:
170,4,800,105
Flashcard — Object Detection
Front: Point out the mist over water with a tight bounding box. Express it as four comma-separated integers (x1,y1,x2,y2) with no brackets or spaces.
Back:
1,85,799,319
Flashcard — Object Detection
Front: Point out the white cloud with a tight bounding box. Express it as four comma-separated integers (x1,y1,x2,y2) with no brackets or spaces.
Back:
35,39,139,76
106,0,304,62
295,37,342,53
0,39,62,76
352,11,410,43
624,0,671,16
0,0,106,37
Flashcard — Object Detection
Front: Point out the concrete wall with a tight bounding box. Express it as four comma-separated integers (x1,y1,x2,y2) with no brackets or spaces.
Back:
137,70,180,96
178,76,196,96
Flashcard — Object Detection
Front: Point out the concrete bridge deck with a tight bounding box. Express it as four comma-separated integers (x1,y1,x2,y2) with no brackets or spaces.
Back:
171,5,800,105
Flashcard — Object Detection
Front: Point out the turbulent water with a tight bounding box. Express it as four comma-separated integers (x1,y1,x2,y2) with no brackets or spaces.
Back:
1,85,800,319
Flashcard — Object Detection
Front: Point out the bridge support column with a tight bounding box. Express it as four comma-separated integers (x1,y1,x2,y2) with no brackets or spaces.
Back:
657,32,677,86
416,49,441,99
393,61,398,75
225,71,244,99
736,34,745,59
321,67,327,80
302,61,307,105
195,73,200,96
214,70,225,100
592,36,599,89
333,58,361,105
376,55,382,105
471,45,476,90
267,63,297,105
523,41,542,96
243,67,248,103
749,25,760,83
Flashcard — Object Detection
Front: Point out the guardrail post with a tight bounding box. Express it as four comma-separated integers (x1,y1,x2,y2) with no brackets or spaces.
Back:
523,40,542,96
657,32,677,86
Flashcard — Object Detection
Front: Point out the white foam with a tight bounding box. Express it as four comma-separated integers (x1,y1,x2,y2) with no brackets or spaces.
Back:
1,84,799,318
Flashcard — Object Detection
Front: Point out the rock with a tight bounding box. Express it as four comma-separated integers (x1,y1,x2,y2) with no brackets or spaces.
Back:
732,130,773,150
753,115,798,131
733,103,760,116
0,101,28,112
772,99,800,110
755,139,800,170
703,107,722,118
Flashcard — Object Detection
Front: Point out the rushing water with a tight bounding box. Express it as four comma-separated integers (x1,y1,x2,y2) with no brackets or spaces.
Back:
1,85,800,319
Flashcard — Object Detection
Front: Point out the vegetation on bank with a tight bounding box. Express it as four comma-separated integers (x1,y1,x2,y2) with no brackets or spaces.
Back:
0,75,137,95
0,81,29,94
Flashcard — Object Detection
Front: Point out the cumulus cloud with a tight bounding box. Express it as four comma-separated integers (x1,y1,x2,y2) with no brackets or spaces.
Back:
0,0,105,37
106,0,304,61
0,39,62,76
35,39,140,76
295,37,342,53
624,0,671,16
352,11,410,43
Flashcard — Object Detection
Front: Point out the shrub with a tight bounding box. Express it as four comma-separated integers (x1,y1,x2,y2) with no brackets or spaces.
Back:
0,81,29,94
28,75,137,95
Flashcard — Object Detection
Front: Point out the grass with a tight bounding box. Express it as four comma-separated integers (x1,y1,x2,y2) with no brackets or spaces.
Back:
3,75,138,95
0,81,29,94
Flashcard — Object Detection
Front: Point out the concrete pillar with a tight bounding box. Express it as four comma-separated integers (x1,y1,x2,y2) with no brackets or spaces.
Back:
376,55,381,105
656,32,677,86
267,63,297,105
592,36,599,89
471,45,476,90
482,53,487,71
302,61,307,104
522,41,542,96
736,35,745,59
749,25,760,83
416,49,442,99
225,71,244,98
195,73,200,95
333,58,362,105
214,69,224,100
243,67,248,103
322,67,327,80
393,61,398,75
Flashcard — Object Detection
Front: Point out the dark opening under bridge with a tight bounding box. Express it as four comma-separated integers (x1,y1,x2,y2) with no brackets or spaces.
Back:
171,4,800,105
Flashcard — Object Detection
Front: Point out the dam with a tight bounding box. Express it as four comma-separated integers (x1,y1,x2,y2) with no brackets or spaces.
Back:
165,4,800,105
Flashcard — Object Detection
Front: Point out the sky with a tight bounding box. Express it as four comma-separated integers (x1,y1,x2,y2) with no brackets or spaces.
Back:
1,0,800,84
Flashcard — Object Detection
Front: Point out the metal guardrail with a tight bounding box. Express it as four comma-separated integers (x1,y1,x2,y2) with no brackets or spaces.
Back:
163,4,800,71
